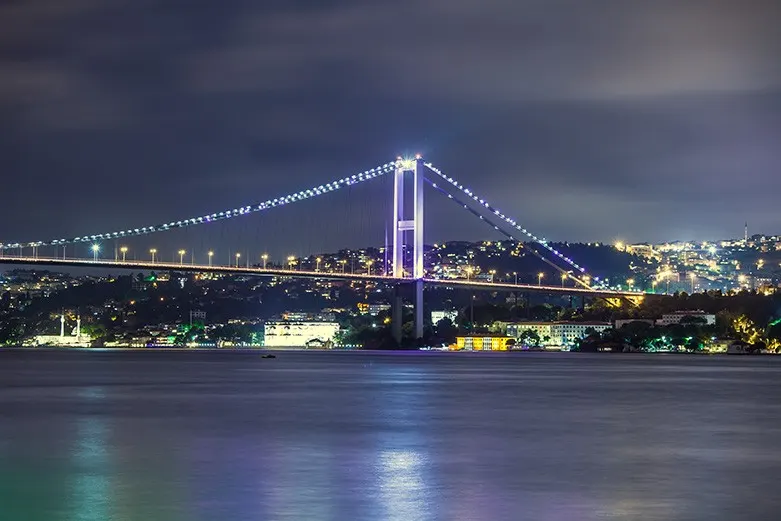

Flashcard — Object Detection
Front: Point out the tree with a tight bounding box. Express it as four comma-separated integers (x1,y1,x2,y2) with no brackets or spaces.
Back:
79,323,106,340
617,321,655,346
766,319,781,352
519,329,541,347
435,318,458,344
680,315,708,326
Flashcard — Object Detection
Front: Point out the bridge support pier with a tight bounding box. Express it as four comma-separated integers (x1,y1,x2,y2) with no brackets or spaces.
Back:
392,285,403,345
414,279,424,341
392,155,425,342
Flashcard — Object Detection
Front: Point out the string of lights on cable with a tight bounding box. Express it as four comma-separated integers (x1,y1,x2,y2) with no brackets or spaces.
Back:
424,162,589,276
0,163,398,251
423,177,588,287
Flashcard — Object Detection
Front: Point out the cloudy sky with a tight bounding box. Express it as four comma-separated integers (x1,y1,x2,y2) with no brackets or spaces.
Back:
1,0,780,255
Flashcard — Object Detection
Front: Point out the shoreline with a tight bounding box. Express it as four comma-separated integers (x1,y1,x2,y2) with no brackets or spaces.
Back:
1,346,776,356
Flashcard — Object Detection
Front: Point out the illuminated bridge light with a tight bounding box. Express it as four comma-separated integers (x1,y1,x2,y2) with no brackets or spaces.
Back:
3,158,588,286
425,162,590,278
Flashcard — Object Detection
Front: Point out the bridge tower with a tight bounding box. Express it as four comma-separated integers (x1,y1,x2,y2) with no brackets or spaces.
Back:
392,155,425,342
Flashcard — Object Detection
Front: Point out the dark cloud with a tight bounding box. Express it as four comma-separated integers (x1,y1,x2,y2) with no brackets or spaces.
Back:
1,0,780,256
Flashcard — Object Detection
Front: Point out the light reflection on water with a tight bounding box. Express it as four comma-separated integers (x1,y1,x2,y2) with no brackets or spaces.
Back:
1,350,781,521
70,387,110,521
378,450,428,521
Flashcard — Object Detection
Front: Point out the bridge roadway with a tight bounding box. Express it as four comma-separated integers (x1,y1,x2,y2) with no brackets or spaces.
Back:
0,256,645,298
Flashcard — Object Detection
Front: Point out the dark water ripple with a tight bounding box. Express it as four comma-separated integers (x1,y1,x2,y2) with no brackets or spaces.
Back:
1,350,780,521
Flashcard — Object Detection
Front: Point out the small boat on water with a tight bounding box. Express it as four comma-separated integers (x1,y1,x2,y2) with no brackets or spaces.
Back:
261,354,276,359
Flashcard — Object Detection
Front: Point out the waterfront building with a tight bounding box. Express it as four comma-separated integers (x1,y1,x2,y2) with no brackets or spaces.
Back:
507,322,611,347
264,321,340,347
453,336,514,351
29,334,92,347
657,311,716,326
507,322,553,344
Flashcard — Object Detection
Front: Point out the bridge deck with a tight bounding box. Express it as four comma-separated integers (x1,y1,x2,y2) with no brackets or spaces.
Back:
0,256,645,298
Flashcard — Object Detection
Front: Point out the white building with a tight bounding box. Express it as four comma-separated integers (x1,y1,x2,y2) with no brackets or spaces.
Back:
657,311,716,326
554,323,611,345
29,334,92,347
431,310,458,324
507,322,553,344
264,321,340,347
507,322,611,347
29,314,92,347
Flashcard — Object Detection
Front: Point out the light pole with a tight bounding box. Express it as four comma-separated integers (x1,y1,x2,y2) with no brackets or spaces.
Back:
561,272,567,287
208,251,214,267
261,253,268,269
235,252,241,268
287,256,295,271
150,248,157,263
470,294,475,333
340,260,347,273
489,269,496,282
652,280,658,293
178,249,186,265
513,272,518,285
538,272,544,286
627,278,635,290
466,266,474,280
91,244,100,261
316,257,322,272
689,273,696,294
120,246,128,262
366,260,374,276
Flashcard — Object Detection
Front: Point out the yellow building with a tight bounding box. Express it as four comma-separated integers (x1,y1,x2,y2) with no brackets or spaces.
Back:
453,336,514,351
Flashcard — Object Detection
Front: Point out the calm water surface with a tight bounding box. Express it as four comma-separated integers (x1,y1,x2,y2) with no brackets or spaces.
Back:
1,350,780,521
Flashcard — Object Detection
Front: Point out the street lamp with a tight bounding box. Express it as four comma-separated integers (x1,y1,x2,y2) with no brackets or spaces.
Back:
120,246,128,262
339,259,347,273
235,252,241,268
627,278,635,290
261,253,268,269
489,269,496,282
652,280,658,293
538,272,544,286
689,273,696,294
561,272,568,287
366,260,374,276
316,257,322,272
149,248,157,263
91,244,100,261
466,266,474,280
287,256,296,270
208,251,214,267
512,272,518,285
178,249,186,265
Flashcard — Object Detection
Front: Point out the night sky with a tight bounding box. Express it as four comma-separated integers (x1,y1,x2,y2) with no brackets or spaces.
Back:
1,0,780,258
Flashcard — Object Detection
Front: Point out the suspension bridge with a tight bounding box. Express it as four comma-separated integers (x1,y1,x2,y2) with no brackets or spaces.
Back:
0,156,644,341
